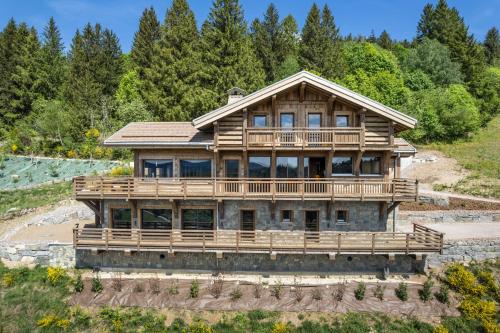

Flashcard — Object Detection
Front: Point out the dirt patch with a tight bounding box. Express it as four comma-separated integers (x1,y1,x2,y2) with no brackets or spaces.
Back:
400,197,500,211
70,278,459,321
402,150,469,191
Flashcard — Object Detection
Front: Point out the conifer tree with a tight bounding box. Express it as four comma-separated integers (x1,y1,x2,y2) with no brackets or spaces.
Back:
299,4,322,73
35,17,66,100
130,7,161,80
377,30,393,49
484,27,499,65
281,15,299,57
320,5,345,79
200,0,265,106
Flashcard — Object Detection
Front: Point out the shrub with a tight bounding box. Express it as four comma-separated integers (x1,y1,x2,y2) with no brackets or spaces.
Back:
433,324,449,333
48,163,59,177
208,275,224,299
111,273,122,292
2,272,14,287
74,274,84,292
445,263,485,296
312,287,322,301
435,284,449,304
110,165,133,176
475,270,498,298
270,279,284,299
373,283,386,301
459,297,497,333
253,280,263,299
91,274,103,293
133,282,144,293
293,280,304,302
395,282,408,301
333,282,346,303
271,322,292,333
47,267,66,286
149,277,161,295
168,279,179,295
230,286,242,301
190,279,200,298
419,278,434,302
185,321,212,333
354,282,366,300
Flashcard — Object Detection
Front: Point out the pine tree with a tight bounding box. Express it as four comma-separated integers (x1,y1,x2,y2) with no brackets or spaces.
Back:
200,0,265,107
130,7,161,80
281,15,299,57
320,4,345,79
377,30,392,49
484,27,499,65
299,4,322,73
142,0,217,120
416,4,434,41
35,17,66,100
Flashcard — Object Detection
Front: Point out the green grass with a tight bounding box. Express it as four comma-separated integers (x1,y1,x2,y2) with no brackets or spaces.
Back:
424,115,500,198
0,181,72,216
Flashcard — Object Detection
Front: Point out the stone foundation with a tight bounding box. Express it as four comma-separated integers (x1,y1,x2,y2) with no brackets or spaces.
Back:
426,239,500,268
76,250,425,274
0,243,74,268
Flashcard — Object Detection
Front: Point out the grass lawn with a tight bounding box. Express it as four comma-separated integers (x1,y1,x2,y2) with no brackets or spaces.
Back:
423,115,500,198
0,181,72,216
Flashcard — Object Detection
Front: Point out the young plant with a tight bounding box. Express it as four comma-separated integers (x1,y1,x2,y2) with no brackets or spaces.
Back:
168,279,179,295
208,275,224,299
435,284,450,304
133,282,145,293
254,280,263,299
333,281,347,303
293,278,304,302
419,278,434,302
91,274,103,293
373,283,386,301
74,274,84,293
149,277,161,295
270,279,284,299
354,282,366,300
395,282,408,301
111,273,123,292
230,286,243,301
312,287,322,301
190,279,200,298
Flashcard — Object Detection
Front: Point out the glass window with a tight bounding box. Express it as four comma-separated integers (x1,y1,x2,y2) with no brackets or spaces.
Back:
280,113,294,128
141,209,172,229
361,156,381,175
336,115,349,127
281,210,293,223
253,115,267,127
308,113,321,128
332,156,353,175
182,209,214,230
111,208,131,229
143,159,173,177
224,159,239,178
180,159,212,177
276,157,298,178
248,156,271,178
336,210,348,224
240,210,255,231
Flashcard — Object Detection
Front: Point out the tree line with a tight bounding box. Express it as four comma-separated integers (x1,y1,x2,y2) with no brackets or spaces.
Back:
0,0,498,158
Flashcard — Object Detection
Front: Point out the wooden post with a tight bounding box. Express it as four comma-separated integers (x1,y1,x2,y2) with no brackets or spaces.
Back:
299,82,306,103
337,233,341,254
359,108,366,148
214,121,219,147
271,95,276,128
242,108,248,148
389,121,394,146
328,95,336,127
105,228,109,251
405,234,409,255
371,233,375,254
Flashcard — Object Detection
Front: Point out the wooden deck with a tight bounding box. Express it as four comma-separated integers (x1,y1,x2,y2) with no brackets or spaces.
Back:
73,224,443,255
74,177,418,202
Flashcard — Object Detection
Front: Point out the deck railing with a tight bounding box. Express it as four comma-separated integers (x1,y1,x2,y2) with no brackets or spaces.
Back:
246,127,364,149
73,224,443,255
74,177,418,201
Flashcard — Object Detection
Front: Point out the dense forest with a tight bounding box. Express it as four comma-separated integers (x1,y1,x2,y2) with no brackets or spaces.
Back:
0,0,498,159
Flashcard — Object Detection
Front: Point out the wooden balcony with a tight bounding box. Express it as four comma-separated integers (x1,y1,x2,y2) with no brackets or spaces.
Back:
74,176,418,202
73,224,443,255
246,127,370,150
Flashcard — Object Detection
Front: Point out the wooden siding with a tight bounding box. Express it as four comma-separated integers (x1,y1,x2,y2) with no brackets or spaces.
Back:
216,111,243,146
73,223,443,255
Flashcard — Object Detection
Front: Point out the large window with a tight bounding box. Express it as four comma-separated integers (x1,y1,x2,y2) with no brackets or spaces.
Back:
307,113,321,128
280,113,294,128
143,159,173,177
182,209,214,230
332,156,353,175
253,115,267,127
361,155,381,175
276,157,298,178
248,156,271,178
111,208,131,229
224,159,239,178
336,115,349,127
180,159,212,177
141,209,172,229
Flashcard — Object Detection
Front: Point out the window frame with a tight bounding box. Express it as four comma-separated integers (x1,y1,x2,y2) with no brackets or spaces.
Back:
224,159,240,178
335,115,350,128
181,208,215,231
140,208,173,230
332,155,354,176
248,156,271,178
280,210,294,223
142,159,173,178
360,155,382,176
252,114,267,128
276,156,299,178
335,209,349,224
109,206,132,229
307,113,322,128
279,112,295,128
240,209,256,231
179,159,212,178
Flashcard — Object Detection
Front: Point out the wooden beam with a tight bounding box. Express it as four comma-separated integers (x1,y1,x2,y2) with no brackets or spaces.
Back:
387,202,400,215
354,151,362,176
299,82,306,103
213,121,219,147
389,121,395,146
328,95,336,127
242,108,248,148
271,95,276,127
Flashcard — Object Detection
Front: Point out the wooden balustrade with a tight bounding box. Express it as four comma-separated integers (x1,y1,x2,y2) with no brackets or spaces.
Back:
246,127,365,149
73,224,443,254
74,177,418,202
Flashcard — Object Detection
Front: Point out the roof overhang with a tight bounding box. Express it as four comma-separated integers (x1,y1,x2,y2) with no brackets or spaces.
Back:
193,71,417,130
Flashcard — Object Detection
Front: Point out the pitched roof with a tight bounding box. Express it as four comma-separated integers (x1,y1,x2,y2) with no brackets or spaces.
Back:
103,122,213,148
193,71,417,130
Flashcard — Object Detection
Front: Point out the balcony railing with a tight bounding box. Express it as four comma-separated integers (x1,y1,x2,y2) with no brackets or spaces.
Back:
246,127,364,149
73,224,443,255
74,177,418,202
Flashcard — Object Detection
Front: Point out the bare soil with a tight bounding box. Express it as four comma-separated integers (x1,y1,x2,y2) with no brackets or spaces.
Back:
400,197,500,211
70,278,459,322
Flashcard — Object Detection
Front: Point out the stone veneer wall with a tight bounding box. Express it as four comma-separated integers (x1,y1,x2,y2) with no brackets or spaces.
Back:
426,239,500,268
102,199,386,232
0,243,74,268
